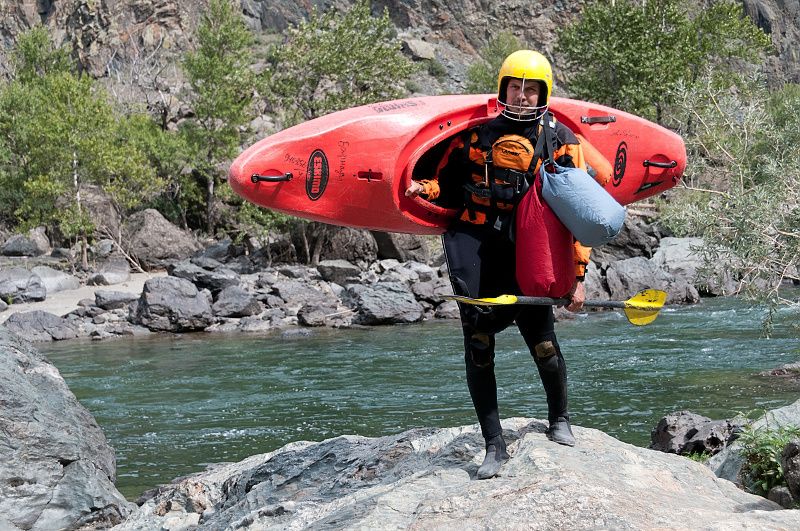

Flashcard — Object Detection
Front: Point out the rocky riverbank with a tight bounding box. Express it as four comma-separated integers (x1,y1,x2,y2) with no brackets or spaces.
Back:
4,322,800,529
0,212,725,343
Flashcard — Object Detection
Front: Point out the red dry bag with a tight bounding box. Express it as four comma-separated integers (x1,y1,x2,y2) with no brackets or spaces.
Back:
514,176,574,298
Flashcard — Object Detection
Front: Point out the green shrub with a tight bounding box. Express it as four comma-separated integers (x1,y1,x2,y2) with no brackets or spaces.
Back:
686,451,712,464
265,0,415,126
426,59,447,80
181,0,260,235
557,0,771,122
659,79,800,329
739,423,800,497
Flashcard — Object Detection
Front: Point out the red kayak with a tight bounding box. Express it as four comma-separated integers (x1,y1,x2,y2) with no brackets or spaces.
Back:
228,95,686,235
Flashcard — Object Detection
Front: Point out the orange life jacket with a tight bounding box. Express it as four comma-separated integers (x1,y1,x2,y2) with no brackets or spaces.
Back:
460,131,536,226
416,114,592,279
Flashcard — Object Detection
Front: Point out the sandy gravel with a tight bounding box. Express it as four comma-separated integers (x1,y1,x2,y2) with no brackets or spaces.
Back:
0,271,167,324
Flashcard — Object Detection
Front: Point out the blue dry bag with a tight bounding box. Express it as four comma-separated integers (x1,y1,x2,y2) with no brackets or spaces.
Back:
540,163,626,246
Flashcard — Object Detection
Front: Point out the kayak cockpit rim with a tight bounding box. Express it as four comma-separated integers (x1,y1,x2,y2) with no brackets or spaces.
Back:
403,109,497,218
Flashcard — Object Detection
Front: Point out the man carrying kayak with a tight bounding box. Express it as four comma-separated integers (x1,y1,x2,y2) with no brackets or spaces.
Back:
406,50,592,479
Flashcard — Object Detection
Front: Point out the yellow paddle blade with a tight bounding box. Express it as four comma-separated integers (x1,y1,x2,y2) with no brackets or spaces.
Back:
443,294,519,306
623,289,667,326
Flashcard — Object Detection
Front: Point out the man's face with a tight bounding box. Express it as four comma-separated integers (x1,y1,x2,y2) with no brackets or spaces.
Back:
505,78,540,115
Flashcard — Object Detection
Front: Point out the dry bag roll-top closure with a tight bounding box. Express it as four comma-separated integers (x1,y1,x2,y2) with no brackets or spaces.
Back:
514,113,626,298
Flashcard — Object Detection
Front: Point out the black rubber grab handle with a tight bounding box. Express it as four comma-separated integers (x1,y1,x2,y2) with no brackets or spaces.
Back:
642,160,677,169
581,115,616,124
251,172,293,183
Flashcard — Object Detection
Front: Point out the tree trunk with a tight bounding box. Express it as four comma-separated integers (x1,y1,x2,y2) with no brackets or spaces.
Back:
80,233,89,270
297,223,310,264
73,151,89,269
310,224,328,266
206,174,215,235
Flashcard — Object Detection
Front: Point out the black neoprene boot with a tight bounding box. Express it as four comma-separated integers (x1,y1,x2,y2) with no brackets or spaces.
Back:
546,417,576,447
476,434,510,479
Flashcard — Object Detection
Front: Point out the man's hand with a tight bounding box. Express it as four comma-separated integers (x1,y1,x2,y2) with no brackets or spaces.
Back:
565,280,585,312
405,181,424,198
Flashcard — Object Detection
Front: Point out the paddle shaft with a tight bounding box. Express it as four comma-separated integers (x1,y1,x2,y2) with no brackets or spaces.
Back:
516,297,631,309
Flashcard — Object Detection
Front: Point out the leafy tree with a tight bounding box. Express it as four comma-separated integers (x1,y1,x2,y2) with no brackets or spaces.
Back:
660,75,800,330
0,27,162,267
260,0,416,264
8,24,72,83
116,114,196,229
265,0,415,126
557,0,771,122
181,0,259,235
465,31,524,94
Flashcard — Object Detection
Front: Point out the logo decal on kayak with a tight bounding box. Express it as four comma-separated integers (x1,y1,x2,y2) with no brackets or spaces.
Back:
370,100,421,113
612,142,627,187
306,149,329,201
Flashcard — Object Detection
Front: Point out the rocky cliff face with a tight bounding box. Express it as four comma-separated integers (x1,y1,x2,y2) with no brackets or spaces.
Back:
742,0,800,83
0,0,797,93
0,0,193,77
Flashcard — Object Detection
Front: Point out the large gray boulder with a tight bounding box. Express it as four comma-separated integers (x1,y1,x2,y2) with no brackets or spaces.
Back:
323,227,378,264
411,275,453,304
212,285,262,318
606,256,700,304
88,255,131,286
371,231,432,264
582,261,609,301
2,311,78,342
69,184,121,238
297,301,353,327
0,328,133,529
95,290,140,311
651,237,739,296
650,410,743,456
343,282,424,324
271,278,328,312
132,276,214,332
782,440,800,501
168,259,240,294
122,209,202,269
590,216,661,265
0,227,50,257
316,259,362,285
116,417,800,530
30,266,81,294
0,267,46,303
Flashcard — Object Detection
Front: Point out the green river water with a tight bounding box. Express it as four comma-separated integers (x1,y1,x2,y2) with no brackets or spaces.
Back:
41,296,800,500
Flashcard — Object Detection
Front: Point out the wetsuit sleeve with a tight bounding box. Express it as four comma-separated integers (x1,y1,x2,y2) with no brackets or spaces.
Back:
414,134,466,201
573,243,591,280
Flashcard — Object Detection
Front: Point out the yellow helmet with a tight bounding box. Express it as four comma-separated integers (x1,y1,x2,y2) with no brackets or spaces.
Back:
497,50,552,121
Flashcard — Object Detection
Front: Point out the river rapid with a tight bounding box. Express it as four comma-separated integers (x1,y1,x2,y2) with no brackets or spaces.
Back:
41,295,800,500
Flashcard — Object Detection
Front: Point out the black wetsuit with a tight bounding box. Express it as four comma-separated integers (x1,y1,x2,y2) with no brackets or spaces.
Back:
441,115,574,442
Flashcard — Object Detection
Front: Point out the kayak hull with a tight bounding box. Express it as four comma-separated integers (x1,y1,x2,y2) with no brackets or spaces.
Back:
228,95,685,235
